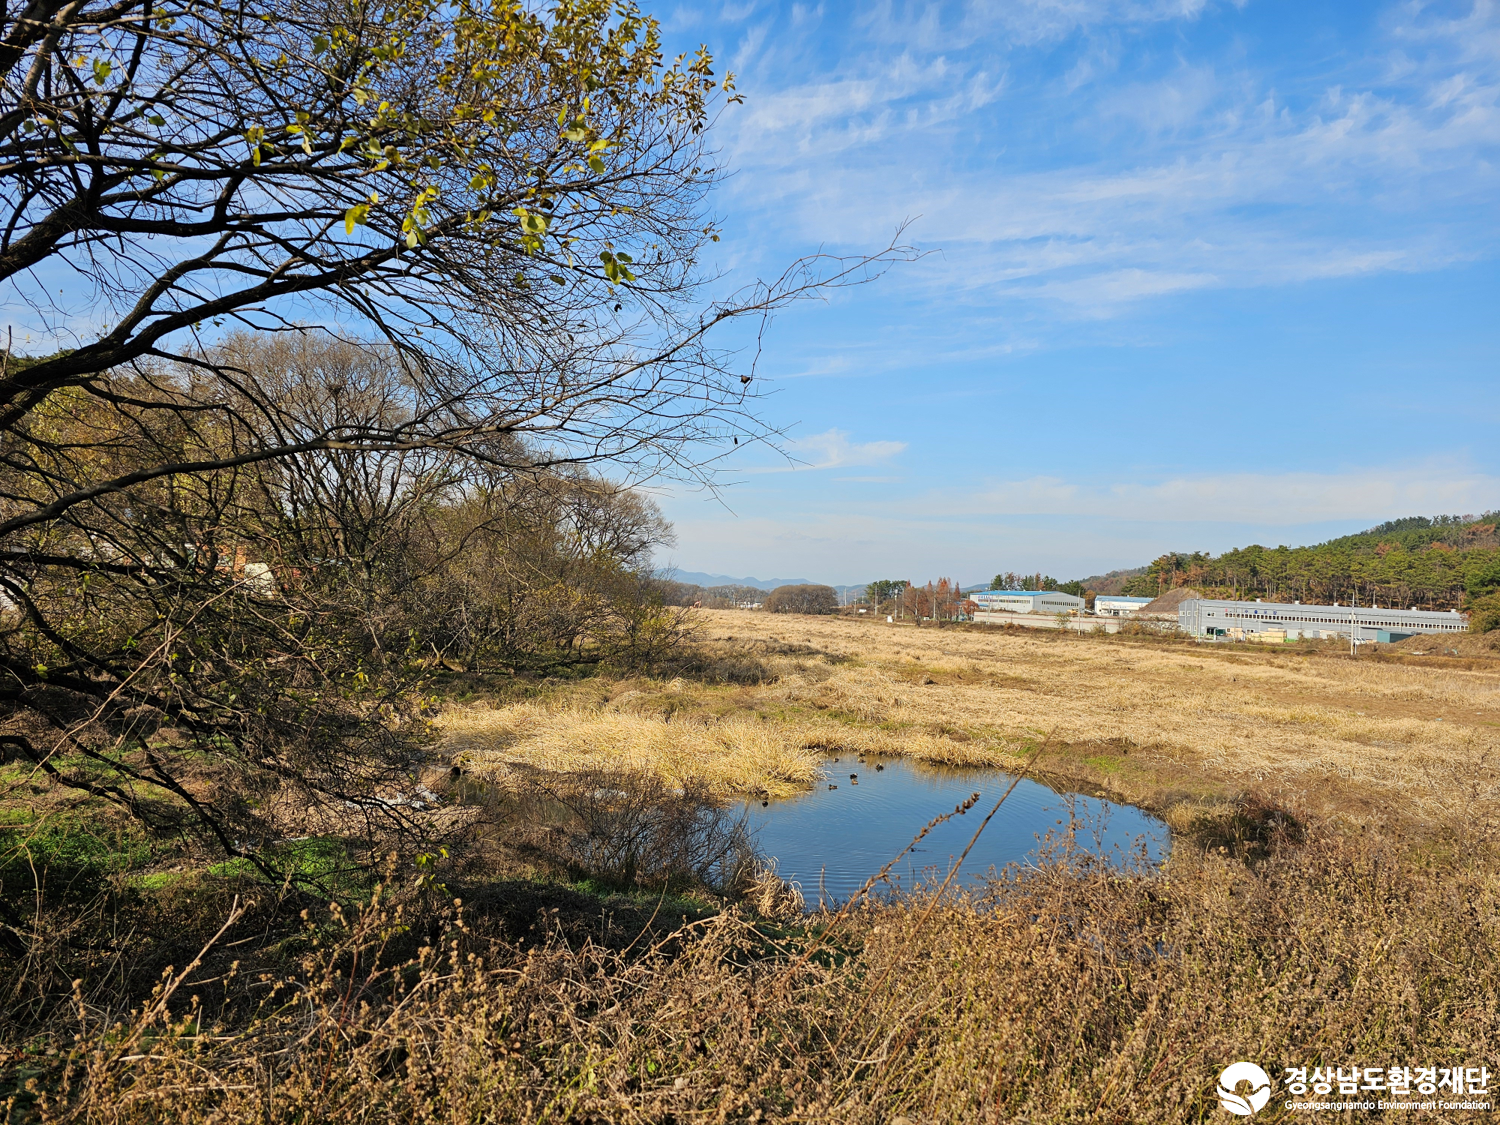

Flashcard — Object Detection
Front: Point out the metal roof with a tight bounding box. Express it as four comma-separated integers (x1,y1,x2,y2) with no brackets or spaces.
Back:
1180,598,1464,622
976,590,1079,597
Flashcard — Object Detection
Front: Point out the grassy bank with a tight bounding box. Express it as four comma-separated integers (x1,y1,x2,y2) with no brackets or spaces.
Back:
5,611,1499,1122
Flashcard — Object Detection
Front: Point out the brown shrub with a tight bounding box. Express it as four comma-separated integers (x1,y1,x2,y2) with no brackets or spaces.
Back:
509,768,757,894
12,826,1497,1124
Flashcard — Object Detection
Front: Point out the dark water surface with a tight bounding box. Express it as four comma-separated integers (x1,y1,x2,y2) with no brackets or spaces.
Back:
741,754,1170,908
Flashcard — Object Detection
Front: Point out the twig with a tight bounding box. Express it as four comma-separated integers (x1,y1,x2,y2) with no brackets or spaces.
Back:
68,897,247,1122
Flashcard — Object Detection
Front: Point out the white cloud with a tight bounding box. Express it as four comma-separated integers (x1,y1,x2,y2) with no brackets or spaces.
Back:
745,427,908,472
794,427,907,467
954,461,1500,524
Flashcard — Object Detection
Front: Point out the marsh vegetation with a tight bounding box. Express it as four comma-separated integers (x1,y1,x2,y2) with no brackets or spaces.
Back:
6,612,1499,1122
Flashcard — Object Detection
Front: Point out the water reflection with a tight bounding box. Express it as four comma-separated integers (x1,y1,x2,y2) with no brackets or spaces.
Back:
741,754,1170,909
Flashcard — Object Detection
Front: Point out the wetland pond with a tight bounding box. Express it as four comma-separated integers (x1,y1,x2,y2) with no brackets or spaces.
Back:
740,754,1170,909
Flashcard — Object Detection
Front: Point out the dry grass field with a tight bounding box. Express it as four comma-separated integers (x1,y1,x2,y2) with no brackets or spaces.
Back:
445,609,1500,839
15,613,1500,1123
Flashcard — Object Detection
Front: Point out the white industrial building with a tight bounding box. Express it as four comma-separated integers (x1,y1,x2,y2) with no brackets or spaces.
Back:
1094,595,1154,618
972,590,1086,615
1179,598,1467,642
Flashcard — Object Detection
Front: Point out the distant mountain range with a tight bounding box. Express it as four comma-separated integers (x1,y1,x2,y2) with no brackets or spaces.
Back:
664,570,816,591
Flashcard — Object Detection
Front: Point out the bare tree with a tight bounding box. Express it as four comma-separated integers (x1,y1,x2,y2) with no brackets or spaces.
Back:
0,331,692,878
0,0,911,877
1,0,906,485
764,584,837,615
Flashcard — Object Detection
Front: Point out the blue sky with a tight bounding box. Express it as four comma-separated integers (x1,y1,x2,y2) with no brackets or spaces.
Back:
651,0,1500,586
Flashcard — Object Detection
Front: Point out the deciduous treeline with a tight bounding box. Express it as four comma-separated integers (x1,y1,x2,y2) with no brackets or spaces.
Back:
0,334,683,871
658,582,764,609
903,578,968,621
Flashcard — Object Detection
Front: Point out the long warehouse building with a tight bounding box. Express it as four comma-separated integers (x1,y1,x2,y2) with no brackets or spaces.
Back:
972,590,1086,615
1179,598,1467,642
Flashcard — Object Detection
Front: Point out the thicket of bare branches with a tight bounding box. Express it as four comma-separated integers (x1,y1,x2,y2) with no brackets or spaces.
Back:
764,583,837,615
0,332,690,877
0,0,911,875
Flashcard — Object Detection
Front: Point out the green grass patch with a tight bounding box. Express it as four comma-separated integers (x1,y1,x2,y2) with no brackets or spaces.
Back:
0,812,154,889
129,871,183,891
205,837,371,896
564,876,720,918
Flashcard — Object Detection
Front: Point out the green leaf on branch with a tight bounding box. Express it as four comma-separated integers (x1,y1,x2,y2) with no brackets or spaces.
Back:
344,192,377,235
512,207,548,235
599,250,635,284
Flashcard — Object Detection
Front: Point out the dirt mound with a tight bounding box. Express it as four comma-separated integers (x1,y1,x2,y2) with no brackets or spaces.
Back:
1139,587,1203,617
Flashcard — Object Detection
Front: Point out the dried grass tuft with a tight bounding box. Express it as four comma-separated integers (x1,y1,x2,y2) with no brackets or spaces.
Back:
444,703,822,799
17,827,1498,1124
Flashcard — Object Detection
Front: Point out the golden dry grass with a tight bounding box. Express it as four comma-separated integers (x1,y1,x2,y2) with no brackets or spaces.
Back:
443,609,1500,834
29,828,1500,1125
441,694,823,799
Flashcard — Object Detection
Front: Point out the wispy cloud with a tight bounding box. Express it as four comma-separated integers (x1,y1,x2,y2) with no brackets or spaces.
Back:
710,0,1500,316
657,3,1500,584
745,427,908,472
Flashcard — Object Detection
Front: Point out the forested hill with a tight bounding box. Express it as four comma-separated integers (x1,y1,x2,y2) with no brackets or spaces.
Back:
1115,514,1500,624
